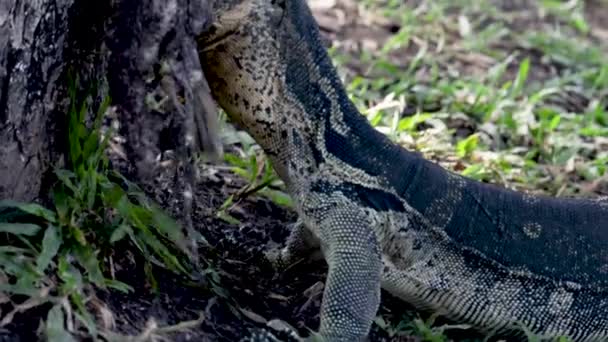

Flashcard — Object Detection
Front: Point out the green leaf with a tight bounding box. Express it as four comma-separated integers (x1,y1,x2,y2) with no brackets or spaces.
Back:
144,261,159,292
248,154,260,182
69,225,88,246
52,187,70,223
231,168,251,180
45,305,76,342
54,169,79,195
570,16,589,34
137,230,185,273
580,126,608,137
375,60,400,74
262,160,275,182
36,225,62,273
82,129,101,165
0,282,40,297
85,169,97,210
0,246,30,254
58,255,83,293
97,95,111,124
593,64,608,90
368,111,384,127
104,279,133,293
0,223,42,236
78,97,88,125
150,208,185,245
217,211,241,225
398,113,432,132
0,200,57,223
510,57,530,98
262,190,293,208
461,164,488,180
68,122,82,168
223,153,248,168
75,247,105,287
0,250,39,290
548,115,561,131
70,291,98,337
101,182,126,208
110,224,132,244
456,134,479,158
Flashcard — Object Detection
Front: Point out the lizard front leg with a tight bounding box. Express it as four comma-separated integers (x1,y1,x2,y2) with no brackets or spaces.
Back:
301,195,383,341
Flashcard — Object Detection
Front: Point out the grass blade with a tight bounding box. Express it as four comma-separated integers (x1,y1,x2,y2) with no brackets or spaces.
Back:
36,225,62,273
0,223,42,236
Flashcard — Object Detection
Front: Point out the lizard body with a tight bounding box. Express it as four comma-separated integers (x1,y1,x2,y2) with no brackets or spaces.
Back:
198,0,608,340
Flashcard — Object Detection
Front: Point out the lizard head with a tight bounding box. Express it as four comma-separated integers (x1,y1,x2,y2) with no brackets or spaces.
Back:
198,0,353,183
198,0,283,138
197,0,289,151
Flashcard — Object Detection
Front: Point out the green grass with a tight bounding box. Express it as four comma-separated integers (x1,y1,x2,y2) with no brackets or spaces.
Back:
218,136,292,225
0,74,207,341
334,0,608,198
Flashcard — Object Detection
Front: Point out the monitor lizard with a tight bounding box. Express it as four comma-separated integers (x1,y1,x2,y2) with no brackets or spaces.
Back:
197,0,608,341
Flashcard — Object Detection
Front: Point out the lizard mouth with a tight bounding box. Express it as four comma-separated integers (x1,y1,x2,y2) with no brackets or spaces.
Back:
198,28,239,52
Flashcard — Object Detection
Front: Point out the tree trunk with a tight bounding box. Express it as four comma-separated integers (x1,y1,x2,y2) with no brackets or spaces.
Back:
0,0,72,201
0,0,218,202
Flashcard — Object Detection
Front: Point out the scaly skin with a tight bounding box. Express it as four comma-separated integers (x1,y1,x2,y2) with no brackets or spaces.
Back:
198,0,608,341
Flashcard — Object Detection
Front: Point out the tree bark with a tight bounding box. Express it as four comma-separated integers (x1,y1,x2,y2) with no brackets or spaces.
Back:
0,0,72,201
0,0,218,202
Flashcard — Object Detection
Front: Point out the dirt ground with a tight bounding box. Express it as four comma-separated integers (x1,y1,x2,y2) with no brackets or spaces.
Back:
2,0,608,341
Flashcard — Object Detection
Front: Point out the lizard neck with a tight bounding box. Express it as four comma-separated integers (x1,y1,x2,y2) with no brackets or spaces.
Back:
276,0,418,193
199,0,415,193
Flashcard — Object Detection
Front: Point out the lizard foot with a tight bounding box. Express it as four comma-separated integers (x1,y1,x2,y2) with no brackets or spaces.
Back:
264,220,322,271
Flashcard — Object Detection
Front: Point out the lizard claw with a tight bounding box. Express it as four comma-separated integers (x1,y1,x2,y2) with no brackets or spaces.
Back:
240,319,305,342
264,220,322,271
